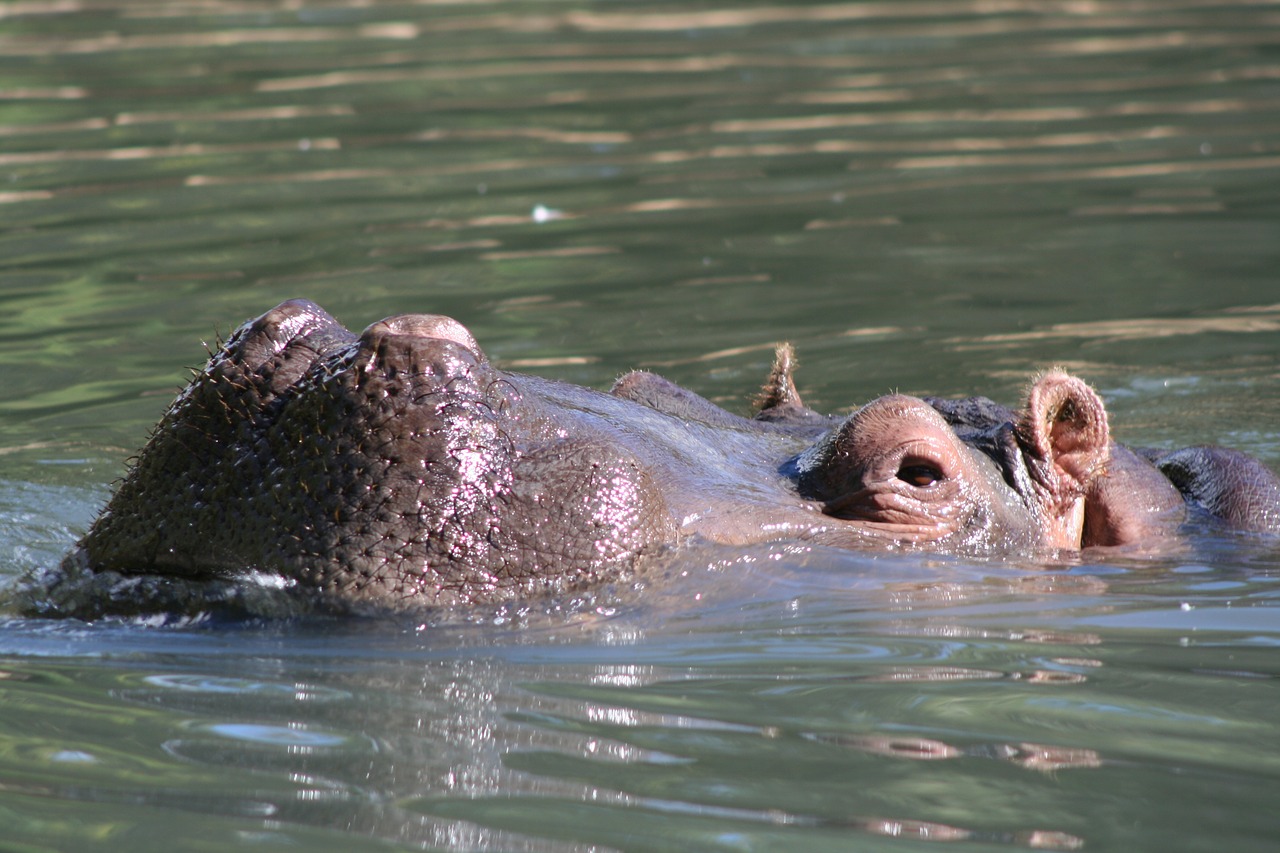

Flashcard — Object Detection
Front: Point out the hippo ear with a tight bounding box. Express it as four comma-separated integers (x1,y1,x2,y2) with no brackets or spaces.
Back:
1016,371,1111,547
754,343,804,411
754,343,831,425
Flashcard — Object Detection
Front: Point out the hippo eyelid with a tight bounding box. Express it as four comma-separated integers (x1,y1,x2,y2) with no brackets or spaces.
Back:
897,459,945,487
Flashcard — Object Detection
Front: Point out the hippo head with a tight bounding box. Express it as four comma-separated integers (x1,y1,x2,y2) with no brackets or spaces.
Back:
784,371,1114,554
64,299,1266,620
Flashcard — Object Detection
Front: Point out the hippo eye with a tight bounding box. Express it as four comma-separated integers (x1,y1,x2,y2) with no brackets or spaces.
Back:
897,462,943,487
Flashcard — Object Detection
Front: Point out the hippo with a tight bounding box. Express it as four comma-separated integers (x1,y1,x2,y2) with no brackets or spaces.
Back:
41,300,1280,616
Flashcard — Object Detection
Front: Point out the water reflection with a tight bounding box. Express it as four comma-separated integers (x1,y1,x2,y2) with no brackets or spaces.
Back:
3,0,1280,850
963,307,1280,345
1,535,1277,850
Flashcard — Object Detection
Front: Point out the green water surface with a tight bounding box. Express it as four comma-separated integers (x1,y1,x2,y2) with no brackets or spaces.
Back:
1,1,1279,850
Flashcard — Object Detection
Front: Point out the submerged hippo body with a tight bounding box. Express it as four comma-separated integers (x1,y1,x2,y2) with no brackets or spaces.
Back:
53,300,1280,614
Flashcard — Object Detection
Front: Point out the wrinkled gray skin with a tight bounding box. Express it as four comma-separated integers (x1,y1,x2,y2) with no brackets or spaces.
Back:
49,300,1280,615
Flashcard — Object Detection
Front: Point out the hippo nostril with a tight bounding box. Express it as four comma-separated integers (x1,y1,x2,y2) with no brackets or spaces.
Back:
360,314,485,362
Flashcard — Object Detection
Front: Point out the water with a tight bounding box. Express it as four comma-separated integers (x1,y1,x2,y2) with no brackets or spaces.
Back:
2,0,1280,849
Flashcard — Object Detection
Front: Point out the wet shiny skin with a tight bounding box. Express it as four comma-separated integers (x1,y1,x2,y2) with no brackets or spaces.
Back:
42,301,1280,615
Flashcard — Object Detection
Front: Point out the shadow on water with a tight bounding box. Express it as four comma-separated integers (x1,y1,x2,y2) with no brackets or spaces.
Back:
2,0,1280,850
